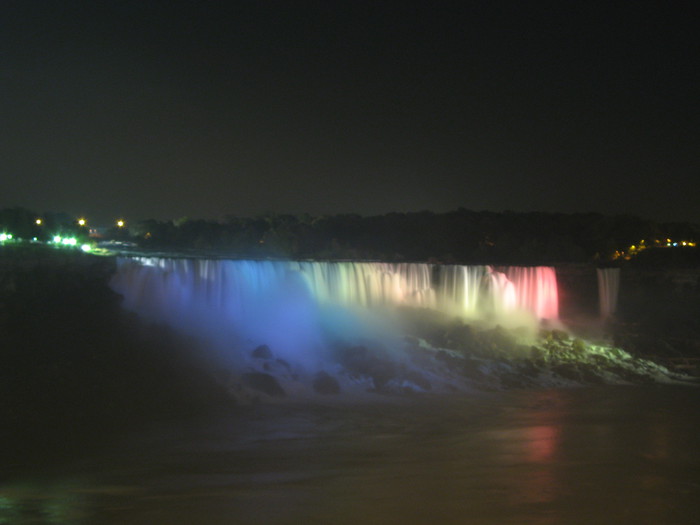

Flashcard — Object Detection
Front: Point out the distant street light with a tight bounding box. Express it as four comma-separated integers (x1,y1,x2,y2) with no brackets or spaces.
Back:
116,219,125,228
35,218,42,225
78,218,87,226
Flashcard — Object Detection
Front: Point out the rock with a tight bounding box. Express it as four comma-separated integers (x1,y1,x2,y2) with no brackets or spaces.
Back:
313,371,340,394
609,365,654,384
435,350,463,370
551,329,570,342
240,372,285,397
338,345,371,375
336,344,401,391
251,344,273,360
501,372,529,389
445,322,476,352
578,364,605,384
369,360,397,390
518,359,540,377
405,370,431,391
552,363,581,382
463,358,485,380
530,346,545,360
591,354,610,366
571,338,586,356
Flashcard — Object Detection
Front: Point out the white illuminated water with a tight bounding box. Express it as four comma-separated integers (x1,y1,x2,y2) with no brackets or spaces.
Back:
597,267,620,319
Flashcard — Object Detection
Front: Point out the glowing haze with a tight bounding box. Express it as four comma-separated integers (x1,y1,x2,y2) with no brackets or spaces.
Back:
111,258,559,369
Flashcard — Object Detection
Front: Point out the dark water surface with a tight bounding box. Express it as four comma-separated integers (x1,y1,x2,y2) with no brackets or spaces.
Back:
2,386,700,524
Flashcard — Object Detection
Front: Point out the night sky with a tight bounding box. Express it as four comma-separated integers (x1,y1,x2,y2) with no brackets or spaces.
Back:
2,1,698,225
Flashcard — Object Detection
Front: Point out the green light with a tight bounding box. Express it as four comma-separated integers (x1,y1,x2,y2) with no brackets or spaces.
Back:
0,233,8,241
53,235,62,243
61,237,77,246
80,244,92,252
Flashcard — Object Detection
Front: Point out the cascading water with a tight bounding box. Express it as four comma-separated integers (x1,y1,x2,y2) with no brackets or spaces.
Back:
111,258,559,370
505,266,560,321
597,267,620,319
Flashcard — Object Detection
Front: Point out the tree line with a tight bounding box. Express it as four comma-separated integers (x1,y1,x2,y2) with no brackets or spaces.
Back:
2,206,698,264
133,209,698,264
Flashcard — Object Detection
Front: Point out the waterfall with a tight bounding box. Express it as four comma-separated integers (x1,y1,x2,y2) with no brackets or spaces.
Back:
434,265,559,321
436,265,491,316
505,266,560,321
597,267,620,319
111,258,559,366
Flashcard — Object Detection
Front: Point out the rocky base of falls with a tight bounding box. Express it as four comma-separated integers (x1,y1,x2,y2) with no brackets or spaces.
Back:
222,318,697,404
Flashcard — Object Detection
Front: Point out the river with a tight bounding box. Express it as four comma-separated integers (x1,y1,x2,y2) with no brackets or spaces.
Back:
2,385,699,524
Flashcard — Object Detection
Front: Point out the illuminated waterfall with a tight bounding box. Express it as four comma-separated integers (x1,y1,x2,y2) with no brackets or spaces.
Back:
437,265,491,316
434,265,559,320
597,268,620,319
111,258,559,365
506,266,560,320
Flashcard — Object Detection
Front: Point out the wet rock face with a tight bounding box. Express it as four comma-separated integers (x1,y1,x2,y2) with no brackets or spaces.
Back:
240,372,286,397
313,371,340,395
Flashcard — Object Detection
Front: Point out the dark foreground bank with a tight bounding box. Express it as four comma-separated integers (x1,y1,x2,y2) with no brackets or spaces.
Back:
0,246,231,473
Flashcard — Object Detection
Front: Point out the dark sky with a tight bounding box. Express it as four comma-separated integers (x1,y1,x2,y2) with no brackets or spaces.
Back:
2,1,698,225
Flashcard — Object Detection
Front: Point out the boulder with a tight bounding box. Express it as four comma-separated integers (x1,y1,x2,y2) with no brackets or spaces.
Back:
251,344,273,360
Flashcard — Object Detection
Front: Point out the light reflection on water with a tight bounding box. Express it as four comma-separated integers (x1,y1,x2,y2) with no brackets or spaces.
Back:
2,386,699,524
